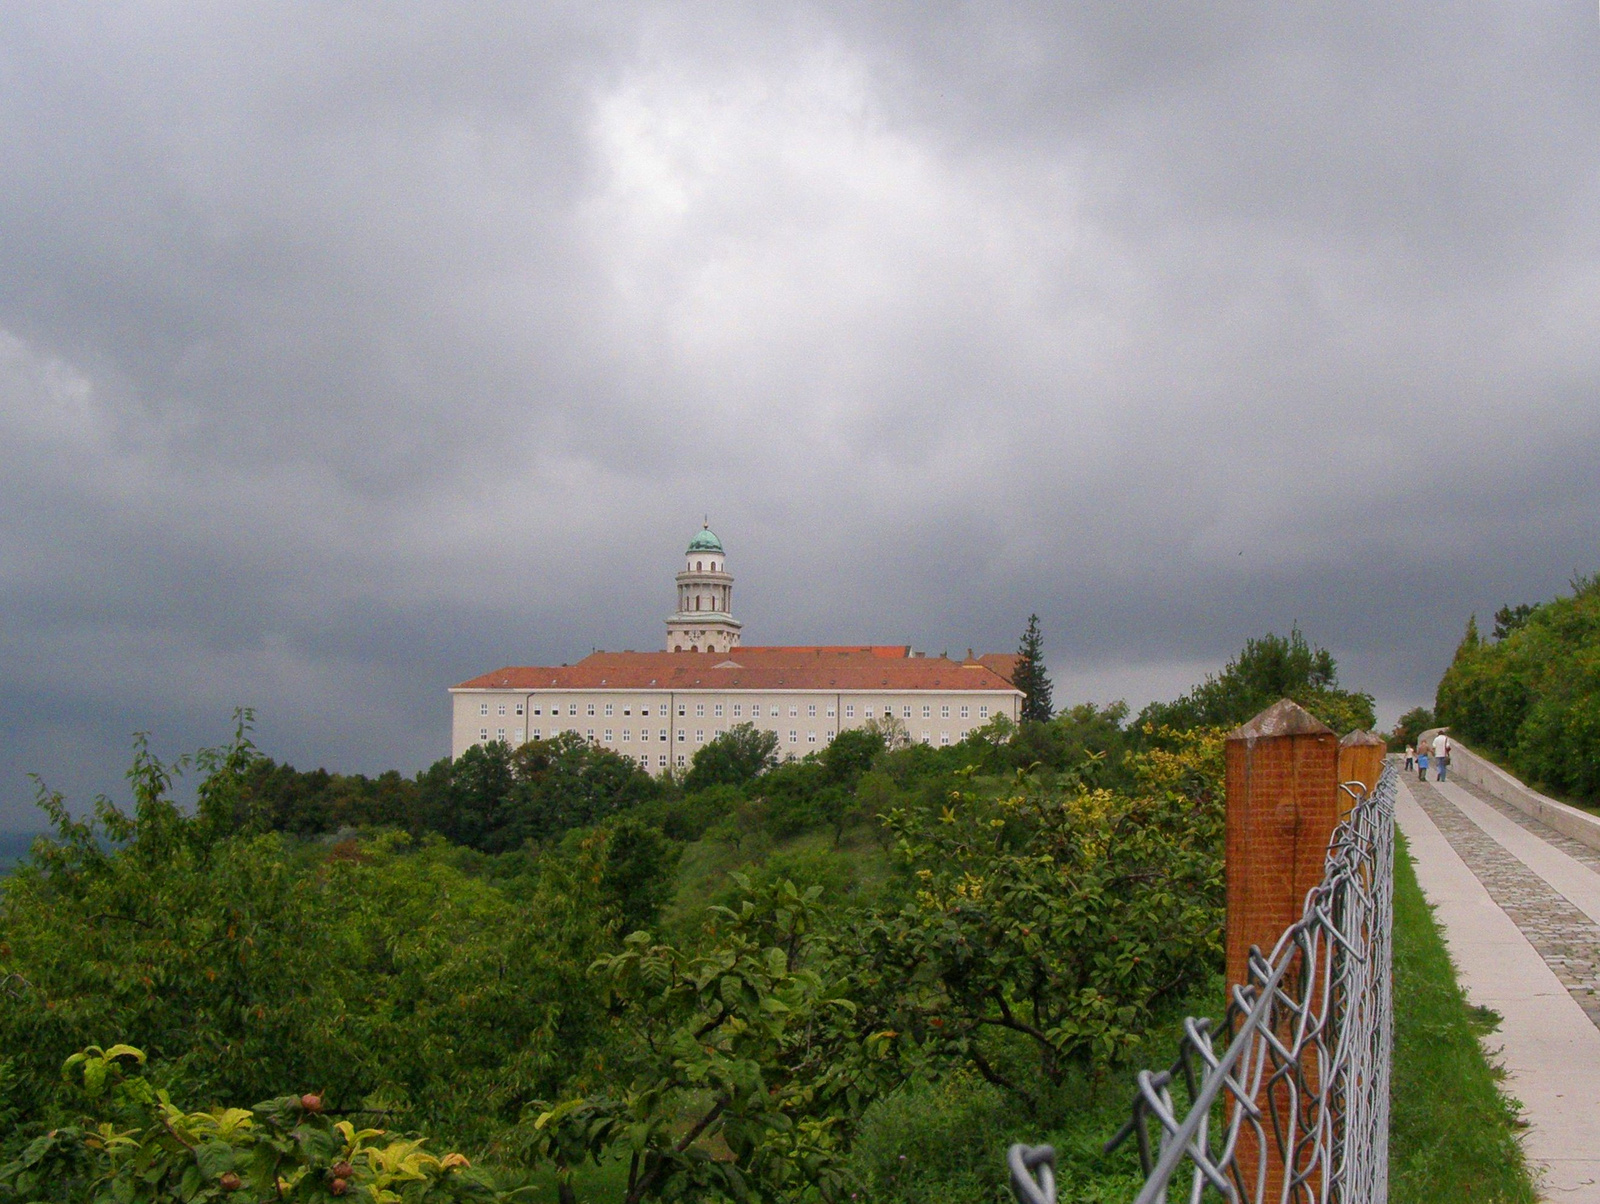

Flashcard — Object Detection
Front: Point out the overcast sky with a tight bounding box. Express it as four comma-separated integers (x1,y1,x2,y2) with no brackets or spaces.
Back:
2,2,1598,827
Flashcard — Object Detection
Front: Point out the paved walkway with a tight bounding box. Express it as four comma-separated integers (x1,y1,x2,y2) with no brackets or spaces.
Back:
1397,771,1600,1200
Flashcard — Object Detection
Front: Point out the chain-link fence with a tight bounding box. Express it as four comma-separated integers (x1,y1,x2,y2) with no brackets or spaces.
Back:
1011,762,1396,1204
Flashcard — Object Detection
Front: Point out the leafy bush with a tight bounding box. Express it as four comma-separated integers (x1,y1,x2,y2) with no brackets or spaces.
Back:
0,1044,507,1203
2,728,613,1153
1436,573,1600,799
1137,627,1375,735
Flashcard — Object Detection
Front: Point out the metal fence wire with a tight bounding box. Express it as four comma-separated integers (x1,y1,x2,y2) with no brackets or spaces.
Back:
1010,762,1396,1204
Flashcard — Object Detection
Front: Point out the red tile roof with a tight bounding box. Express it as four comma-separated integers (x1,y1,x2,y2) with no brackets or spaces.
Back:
453,647,1021,693
973,653,1021,683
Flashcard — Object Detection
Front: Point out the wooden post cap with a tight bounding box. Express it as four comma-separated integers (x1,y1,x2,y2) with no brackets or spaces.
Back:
1226,697,1334,741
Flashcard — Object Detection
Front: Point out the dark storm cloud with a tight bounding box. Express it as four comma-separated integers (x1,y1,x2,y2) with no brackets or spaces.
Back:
2,1,1598,824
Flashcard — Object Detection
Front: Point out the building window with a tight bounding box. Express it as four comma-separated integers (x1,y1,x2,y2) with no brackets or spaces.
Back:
789,706,797,717
696,703,705,717
677,731,686,742
714,703,724,717
845,704,855,718
807,731,817,743
941,705,950,718
605,703,614,716
659,754,667,767
678,704,686,717
515,703,524,716
659,729,667,742
676,754,686,767
922,705,931,718
497,727,506,739
479,728,488,740
621,729,629,742
960,705,970,719
640,705,650,716
979,705,989,718
899,705,908,718
695,730,705,743
864,706,874,718
586,728,595,740
604,729,613,742
732,703,742,717
940,733,951,745
826,706,835,717
789,730,798,743
569,703,578,715
479,703,489,716
587,703,595,716
921,732,931,744
497,704,506,716
638,754,649,767
808,704,817,717
531,729,541,740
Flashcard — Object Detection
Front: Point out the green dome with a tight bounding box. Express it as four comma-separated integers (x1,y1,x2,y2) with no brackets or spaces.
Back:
687,526,724,554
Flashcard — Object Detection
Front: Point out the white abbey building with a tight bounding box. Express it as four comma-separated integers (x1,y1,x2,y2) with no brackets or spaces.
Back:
450,526,1023,773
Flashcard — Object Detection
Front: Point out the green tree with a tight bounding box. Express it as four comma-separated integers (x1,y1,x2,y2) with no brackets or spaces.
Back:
1012,614,1054,723
682,722,780,792
1137,627,1374,734
872,729,1226,1111
1389,706,1436,752
1493,603,1537,641
527,878,901,1204
599,818,681,935
1,729,612,1153
1437,571,1600,799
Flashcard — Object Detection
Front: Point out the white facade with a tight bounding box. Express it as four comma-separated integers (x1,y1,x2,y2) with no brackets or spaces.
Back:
450,684,1018,771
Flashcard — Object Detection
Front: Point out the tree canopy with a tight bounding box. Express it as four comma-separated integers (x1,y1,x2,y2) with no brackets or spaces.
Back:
1436,571,1600,799
1137,627,1375,735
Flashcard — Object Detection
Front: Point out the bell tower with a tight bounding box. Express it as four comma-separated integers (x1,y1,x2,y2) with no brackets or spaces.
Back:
666,524,743,653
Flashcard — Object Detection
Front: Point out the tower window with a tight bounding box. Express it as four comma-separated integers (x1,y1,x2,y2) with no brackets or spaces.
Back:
697,561,703,571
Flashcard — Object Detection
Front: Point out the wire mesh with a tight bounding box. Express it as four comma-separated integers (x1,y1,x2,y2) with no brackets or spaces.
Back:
1010,761,1396,1204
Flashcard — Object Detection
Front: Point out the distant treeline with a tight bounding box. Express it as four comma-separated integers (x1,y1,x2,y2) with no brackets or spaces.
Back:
1436,571,1600,800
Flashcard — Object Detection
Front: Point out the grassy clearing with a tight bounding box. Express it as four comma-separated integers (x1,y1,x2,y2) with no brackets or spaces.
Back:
1390,829,1536,1204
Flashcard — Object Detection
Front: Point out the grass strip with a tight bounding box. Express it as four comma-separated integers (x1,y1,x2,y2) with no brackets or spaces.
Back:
1390,828,1536,1203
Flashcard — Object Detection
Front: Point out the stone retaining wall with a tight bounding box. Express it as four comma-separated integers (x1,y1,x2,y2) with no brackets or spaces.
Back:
1445,743,1600,855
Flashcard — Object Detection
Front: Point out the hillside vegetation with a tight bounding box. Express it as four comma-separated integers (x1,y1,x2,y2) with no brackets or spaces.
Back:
0,628,1381,1203
1435,571,1600,800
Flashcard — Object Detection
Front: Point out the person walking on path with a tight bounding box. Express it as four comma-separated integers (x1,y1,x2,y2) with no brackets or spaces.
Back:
1404,744,1415,771
1433,732,1452,782
1417,750,1429,781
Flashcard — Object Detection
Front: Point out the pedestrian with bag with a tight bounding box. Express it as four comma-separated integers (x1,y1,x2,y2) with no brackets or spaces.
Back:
1434,731,1452,782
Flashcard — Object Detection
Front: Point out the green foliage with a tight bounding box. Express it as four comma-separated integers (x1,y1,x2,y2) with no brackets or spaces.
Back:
418,734,663,853
1390,834,1536,1203
1492,603,1537,641
2,728,613,1153
1390,707,1436,752
1013,615,1054,723
1435,572,1600,799
597,818,680,935
0,1043,507,1204
527,878,900,1204
872,728,1226,1110
1137,627,1375,734
682,723,780,792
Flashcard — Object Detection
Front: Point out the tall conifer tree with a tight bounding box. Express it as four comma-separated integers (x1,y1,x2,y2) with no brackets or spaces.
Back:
1013,613,1054,723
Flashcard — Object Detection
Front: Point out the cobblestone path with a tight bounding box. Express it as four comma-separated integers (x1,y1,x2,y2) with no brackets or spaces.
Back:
1452,776,1600,877
1412,779,1600,1030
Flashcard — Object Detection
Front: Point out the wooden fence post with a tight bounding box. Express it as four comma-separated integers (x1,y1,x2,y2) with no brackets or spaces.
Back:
1337,730,1387,818
1225,699,1340,989
1224,699,1340,1200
